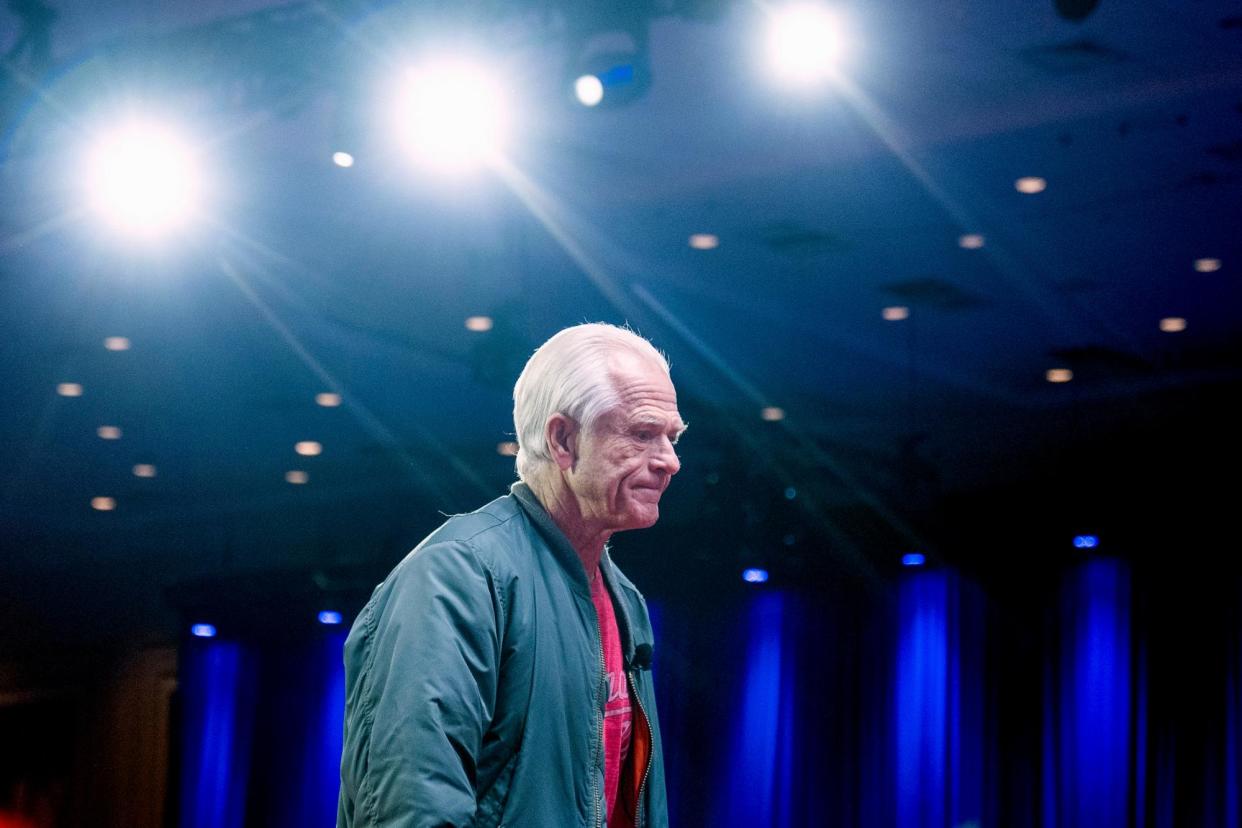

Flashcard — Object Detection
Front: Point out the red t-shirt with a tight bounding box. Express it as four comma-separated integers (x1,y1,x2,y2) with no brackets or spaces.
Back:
591,572,633,823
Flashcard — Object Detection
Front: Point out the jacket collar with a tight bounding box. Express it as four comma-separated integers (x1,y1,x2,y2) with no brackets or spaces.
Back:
510,482,642,661
510,481,593,596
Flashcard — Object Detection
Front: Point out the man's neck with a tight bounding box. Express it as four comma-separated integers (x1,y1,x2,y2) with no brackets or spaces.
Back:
528,476,610,581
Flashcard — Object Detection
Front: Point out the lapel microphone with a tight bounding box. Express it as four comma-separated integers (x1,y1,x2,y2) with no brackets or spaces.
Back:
630,642,653,671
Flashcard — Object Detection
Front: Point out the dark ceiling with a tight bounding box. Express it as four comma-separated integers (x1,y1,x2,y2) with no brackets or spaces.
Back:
1,0,1240,657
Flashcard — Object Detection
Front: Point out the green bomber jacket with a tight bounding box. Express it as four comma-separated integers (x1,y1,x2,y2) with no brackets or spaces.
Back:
338,482,668,828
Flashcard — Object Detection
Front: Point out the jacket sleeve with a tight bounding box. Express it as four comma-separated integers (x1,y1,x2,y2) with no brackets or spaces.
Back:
340,540,503,828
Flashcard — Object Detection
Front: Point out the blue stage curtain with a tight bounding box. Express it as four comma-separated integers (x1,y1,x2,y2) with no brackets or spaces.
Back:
178,641,259,828
176,630,346,828
175,568,1242,826
1042,558,1136,828
715,591,797,826
894,570,987,828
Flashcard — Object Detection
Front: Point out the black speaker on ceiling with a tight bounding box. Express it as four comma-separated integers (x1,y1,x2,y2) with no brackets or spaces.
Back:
1055,0,1101,22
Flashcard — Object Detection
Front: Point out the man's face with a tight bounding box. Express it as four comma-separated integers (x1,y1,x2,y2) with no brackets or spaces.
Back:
567,355,685,532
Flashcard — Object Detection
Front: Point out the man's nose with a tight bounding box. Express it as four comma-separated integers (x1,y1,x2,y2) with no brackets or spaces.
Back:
652,437,681,476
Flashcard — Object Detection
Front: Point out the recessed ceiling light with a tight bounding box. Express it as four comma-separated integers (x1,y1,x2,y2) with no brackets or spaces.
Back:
496,441,519,456
295,441,322,456
104,336,131,351
465,316,493,332
1046,368,1073,383
316,392,342,408
761,406,785,422
882,306,909,321
133,463,157,478
958,233,985,249
1193,258,1221,273
57,382,83,397
285,470,309,484
1015,176,1047,194
688,233,719,250
1159,317,1186,333
97,425,122,440
332,151,355,168
91,496,116,511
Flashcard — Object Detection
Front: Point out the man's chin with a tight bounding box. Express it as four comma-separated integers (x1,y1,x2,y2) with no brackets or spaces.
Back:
616,503,660,531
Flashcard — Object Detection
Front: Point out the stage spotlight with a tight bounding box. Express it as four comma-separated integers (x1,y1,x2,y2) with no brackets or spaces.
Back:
1073,535,1099,549
318,610,343,625
902,552,925,567
191,623,216,638
84,120,202,236
332,151,355,168
574,74,605,107
767,4,844,84
393,58,509,172
742,568,769,584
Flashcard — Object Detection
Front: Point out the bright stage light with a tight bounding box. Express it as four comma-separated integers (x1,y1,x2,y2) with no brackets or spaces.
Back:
1073,535,1098,549
902,552,926,567
318,610,343,625
742,568,770,584
393,59,509,172
574,74,605,107
191,623,216,638
85,121,202,236
767,4,844,84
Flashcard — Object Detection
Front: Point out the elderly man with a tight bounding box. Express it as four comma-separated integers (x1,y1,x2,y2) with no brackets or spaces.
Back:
338,323,685,828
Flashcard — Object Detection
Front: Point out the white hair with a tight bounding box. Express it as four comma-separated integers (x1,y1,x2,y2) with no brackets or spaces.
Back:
513,323,669,483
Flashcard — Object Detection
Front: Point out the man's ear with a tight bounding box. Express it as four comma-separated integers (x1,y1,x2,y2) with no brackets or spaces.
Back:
545,413,579,472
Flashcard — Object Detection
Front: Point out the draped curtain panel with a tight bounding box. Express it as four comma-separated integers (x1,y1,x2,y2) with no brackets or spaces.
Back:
177,631,346,828
175,567,1241,827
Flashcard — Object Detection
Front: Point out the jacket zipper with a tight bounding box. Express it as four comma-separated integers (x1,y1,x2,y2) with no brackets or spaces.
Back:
594,629,606,828
628,670,653,828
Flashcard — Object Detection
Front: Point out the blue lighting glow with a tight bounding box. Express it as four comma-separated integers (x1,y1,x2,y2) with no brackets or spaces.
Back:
902,552,926,567
742,568,770,584
1073,535,1099,549
191,623,216,638
598,64,635,86
318,610,342,625
784,487,797,500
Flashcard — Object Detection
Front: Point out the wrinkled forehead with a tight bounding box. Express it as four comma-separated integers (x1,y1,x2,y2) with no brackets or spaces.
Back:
602,351,684,425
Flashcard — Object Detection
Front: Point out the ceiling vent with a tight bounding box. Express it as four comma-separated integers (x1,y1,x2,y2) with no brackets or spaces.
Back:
881,277,988,311
1207,139,1242,163
1019,38,1127,73
758,221,847,255
1048,344,1151,379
